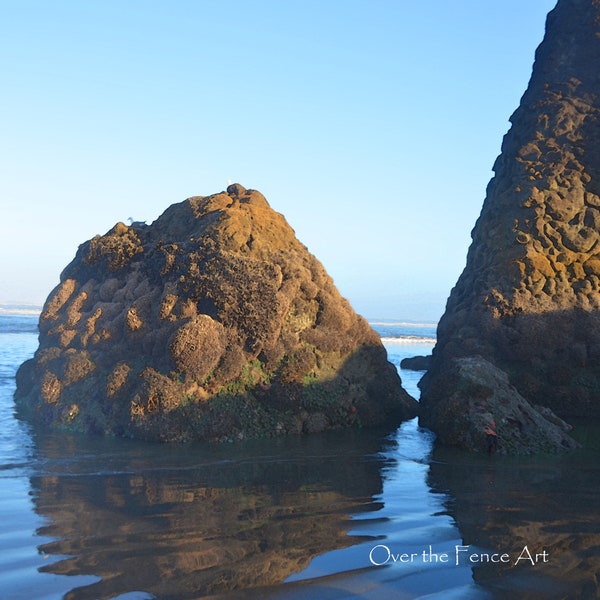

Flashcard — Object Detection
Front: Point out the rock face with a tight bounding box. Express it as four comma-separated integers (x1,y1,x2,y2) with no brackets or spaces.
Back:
15,184,417,441
421,0,600,450
421,356,578,454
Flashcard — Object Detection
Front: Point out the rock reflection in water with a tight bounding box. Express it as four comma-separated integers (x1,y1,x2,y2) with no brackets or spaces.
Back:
427,419,600,599
29,429,390,599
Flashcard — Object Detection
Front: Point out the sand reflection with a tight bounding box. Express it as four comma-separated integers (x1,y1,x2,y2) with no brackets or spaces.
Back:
427,419,600,599
29,429,389,599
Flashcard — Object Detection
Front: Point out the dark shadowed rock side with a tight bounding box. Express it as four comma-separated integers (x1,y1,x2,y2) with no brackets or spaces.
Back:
15,184,417,441
420,0,600,453
422,356,577,454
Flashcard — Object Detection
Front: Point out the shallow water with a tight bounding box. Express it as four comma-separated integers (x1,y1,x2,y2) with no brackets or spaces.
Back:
1,316,599,599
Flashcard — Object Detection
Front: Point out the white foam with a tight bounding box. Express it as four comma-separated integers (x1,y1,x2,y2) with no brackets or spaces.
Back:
369,320,437,328
380,335,436,345
0,307,41,316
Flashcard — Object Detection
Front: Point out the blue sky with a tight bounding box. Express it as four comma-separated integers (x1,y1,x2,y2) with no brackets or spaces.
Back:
0,0,556,321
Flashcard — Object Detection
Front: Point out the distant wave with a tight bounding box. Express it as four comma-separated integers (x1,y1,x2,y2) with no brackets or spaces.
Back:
369,321,437,328
380,335,436,345
0,307,41,316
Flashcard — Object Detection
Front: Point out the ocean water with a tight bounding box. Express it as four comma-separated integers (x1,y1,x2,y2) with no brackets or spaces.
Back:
1,314,598,599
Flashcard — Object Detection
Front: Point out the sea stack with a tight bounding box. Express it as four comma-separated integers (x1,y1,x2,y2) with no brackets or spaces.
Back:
420,0,600,453
15,184,417,441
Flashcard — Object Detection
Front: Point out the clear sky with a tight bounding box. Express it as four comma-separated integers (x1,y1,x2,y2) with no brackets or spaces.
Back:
1,0,557,321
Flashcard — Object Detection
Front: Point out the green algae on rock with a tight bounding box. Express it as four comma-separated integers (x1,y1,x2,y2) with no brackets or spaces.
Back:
15,184,417,441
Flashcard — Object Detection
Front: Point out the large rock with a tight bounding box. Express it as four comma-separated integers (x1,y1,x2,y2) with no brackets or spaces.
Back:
421,356,578,454
421,0,600,450
15,184,417,441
